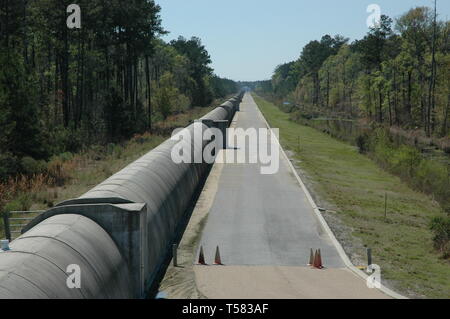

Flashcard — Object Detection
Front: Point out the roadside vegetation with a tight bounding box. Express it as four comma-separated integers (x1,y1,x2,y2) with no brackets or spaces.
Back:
254,94,450,298
0,105,214,239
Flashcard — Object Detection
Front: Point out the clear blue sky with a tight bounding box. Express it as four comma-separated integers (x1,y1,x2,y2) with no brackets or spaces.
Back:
158,0,450,81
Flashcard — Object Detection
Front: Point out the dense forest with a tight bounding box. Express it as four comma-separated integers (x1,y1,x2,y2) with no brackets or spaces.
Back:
0,0,237,181
257,7,449,139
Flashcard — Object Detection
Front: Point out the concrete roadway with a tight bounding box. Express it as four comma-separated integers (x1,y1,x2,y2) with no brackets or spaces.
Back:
198,93,343,267
193,93,390,299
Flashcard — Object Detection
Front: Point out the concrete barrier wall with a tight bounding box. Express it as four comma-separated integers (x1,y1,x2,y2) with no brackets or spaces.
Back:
0,93,244,299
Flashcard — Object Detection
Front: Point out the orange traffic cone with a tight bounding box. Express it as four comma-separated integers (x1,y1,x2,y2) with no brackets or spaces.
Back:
308,248,314,266
313,249,323,269
312,249,319,268
317,249,323,269
197,246,206,265
214,246,223,265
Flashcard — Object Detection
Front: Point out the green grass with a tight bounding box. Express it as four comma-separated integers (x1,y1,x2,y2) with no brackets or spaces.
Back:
253,94,450,299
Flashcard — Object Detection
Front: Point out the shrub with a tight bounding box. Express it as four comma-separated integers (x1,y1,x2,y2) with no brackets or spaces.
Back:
20,156,46,175
4,195,32,212
356,133,370,154
46,126,83,155
430,216,450,259
415,160,449,201
173,93,191,114
58,152,74,162
371,141,393,170
388,145,422,179
155,87,172,120
369,128,391,151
